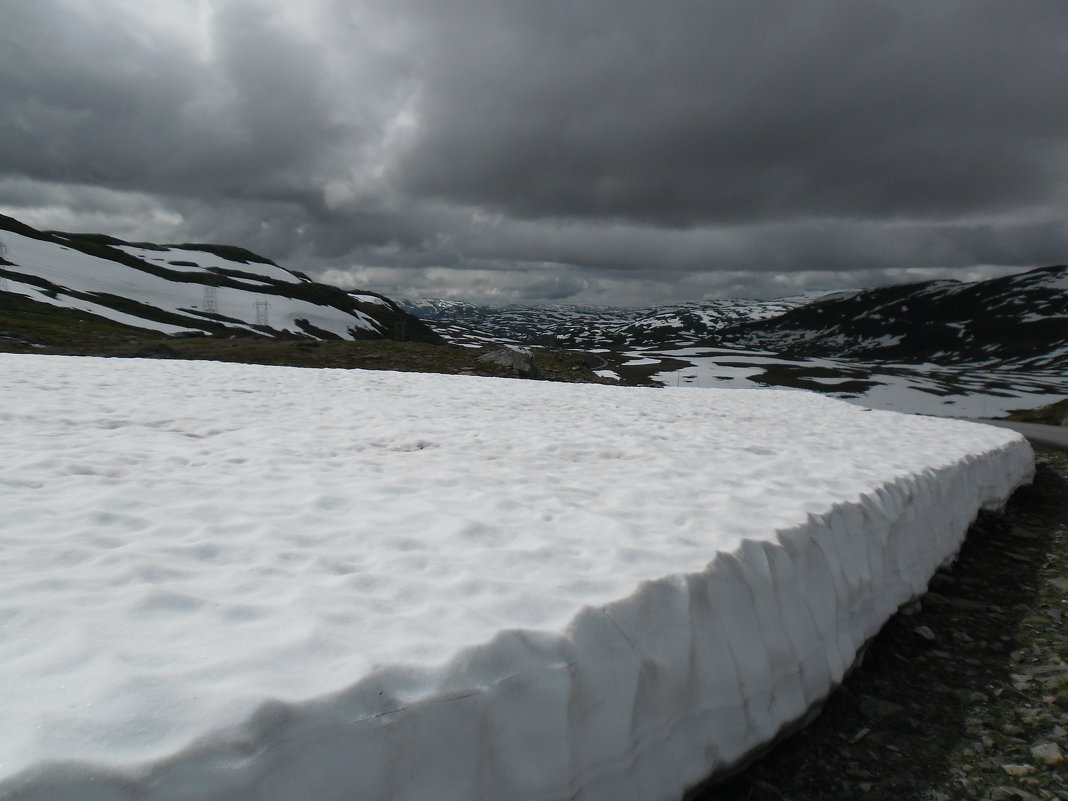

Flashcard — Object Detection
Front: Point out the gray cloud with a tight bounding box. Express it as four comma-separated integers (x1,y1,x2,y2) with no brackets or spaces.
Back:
1,0,1066,305
394,0,1068,225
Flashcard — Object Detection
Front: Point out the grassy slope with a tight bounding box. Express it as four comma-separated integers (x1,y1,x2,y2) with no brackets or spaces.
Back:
1010,398,1068,426
0,290,606,383
0,290,162,348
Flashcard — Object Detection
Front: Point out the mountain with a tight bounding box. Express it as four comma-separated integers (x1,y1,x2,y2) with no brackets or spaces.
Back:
398,295,826,349
585,294,836,348
0,214,438,344
709,266,1068,370
396,299,639,346
404,269,1066,370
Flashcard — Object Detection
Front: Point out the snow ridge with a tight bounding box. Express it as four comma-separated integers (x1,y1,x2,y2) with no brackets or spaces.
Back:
0,355,1032,801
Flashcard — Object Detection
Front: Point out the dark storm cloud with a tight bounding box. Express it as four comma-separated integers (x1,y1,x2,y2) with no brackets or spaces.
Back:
1,0,1067,304
0,2,371,202
394,0,1068,226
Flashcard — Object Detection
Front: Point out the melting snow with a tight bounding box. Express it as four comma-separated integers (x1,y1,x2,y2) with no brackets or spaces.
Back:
648,348,1068,418
0,355,1032,801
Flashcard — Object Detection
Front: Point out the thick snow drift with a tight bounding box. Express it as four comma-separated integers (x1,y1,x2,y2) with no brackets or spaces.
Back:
0,355,1032,801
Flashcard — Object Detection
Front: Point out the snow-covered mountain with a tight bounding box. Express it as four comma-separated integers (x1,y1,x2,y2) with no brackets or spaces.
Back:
587,294,838,348
396,299,640,345
593,266,1068,418
712,266,1068,370
0,214,438,343
399,295,825,349
403,267,1067,373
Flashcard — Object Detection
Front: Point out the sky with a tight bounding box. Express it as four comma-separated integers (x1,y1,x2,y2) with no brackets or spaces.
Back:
2,0,1067,307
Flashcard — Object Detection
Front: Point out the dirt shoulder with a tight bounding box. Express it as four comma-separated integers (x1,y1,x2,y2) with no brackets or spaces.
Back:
696,444,1068,801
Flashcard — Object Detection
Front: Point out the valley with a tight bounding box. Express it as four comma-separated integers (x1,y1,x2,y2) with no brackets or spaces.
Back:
3,212,1065,420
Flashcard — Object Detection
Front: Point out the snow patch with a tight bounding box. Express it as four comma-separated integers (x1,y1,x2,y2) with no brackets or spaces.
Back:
115,245,303,284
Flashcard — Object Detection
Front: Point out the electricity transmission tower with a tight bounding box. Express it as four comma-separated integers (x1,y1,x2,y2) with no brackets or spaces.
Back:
202,285,218,314
254,301,271,326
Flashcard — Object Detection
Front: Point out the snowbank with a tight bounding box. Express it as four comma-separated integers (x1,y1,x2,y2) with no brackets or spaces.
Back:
0,355,1032,801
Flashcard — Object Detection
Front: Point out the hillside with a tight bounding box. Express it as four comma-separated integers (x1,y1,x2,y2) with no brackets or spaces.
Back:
0,214,439,344
710,266,1068,370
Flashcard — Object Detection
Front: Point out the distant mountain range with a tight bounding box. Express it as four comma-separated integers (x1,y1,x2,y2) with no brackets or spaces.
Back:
402,267,1068,372
398,293,830,349
0,214,438,343
396,266,1068,417
396,298,637,345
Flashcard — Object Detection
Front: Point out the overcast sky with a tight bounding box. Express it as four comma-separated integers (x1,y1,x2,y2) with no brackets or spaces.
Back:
2,0,1067,306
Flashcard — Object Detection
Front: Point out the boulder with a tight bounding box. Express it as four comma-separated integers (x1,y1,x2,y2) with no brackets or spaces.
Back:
476,345,540,379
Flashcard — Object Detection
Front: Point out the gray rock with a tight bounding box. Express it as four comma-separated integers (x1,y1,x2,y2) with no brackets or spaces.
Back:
1030,741,1064,765
923,592,951,608
946,596,989,612
989,787,1042,801
476,346,540,378
748,779,785,799
929,573,958,591
858,696,904,719
1000,763,1037,776
901,599,922,616
913,625,937,642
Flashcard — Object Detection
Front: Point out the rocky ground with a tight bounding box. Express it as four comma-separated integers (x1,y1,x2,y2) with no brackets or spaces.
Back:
696,444,1068,801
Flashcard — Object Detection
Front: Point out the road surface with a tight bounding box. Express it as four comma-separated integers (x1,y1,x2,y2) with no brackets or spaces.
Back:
967,419,1068,450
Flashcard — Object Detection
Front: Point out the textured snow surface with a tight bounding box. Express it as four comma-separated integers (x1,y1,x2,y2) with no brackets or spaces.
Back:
0,355,1033,801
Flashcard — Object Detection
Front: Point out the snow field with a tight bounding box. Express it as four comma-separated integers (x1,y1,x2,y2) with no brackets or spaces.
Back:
0,354,1033,801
